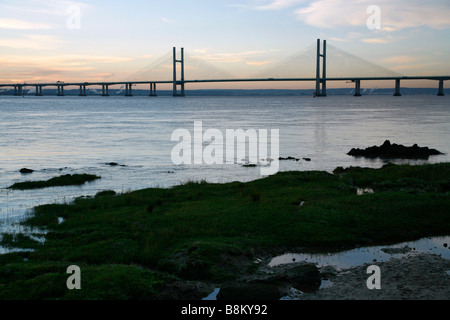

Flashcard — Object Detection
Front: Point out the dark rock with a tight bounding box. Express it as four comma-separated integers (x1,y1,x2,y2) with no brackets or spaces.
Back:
19,168,33,174
217,283,283,300
106,162,119,166
95,190,117,197
268,264,321,293
279,156,300,161
303,158,311,161
347,140,444,159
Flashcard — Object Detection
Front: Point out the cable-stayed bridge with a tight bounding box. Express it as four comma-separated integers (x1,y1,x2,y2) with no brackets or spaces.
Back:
0,39,448,97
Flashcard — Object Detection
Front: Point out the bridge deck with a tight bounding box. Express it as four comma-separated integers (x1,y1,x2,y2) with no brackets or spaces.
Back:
0,76,449,88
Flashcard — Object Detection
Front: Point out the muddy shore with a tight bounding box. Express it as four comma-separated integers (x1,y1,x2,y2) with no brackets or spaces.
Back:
300,253,450,300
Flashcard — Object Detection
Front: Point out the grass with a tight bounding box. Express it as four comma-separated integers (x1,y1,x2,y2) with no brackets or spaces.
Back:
0,163,449,299
7,174,101,190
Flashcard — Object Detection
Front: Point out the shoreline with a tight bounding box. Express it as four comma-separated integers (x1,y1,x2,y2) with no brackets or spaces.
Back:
0,162,449,299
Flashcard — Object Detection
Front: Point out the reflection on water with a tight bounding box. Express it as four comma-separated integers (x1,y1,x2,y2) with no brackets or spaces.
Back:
269,236,450,270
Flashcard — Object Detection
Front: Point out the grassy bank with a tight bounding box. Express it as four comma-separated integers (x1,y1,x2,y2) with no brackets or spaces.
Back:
0,163,449,299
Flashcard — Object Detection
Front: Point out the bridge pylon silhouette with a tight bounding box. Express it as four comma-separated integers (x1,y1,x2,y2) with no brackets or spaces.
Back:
173,47,185,97
315,39,327,97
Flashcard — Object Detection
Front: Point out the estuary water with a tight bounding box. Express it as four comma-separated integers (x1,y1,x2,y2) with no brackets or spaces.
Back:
0,95,449,239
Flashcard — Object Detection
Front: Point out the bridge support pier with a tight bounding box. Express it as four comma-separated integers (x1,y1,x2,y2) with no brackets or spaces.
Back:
35,85,43,96
149,83,157,96
79,85,87,96
125,83,133,97
394,79,401,96
14,85,23,96
315,39,327,97
354,80,362,96
173,47,185,97
102,84,110,96
437,80,444,96
57,85,65,96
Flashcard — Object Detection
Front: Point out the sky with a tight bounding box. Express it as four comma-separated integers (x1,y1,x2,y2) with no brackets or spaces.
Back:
1,0,450,89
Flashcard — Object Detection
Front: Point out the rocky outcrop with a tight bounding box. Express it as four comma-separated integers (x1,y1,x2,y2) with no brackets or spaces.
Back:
347,140,443,159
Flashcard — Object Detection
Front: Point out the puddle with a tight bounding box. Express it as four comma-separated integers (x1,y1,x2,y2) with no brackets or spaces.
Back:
269,236,450,270
0,247,34,255
202,288,220,300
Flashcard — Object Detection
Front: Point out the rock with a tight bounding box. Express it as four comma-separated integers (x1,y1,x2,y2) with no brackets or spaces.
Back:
270,264,322,293
347,140,444,159
217,283,283,300
303,158,311,161
217,262,321,300
106,162,119,166
95,190,117,197
19,168,33,174
279,156,300,161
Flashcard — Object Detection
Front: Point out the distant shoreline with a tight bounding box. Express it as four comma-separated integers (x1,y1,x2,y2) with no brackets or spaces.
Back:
0,88,446,97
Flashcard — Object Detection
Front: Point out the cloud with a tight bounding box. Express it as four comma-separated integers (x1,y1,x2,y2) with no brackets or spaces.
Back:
0,54,133,82
361,37,393,44
161,17,176,24
0,18,53,30
139,54,155,60
0,35,65,50
329,37,349,42
246,60,273,66
0,54,132,67
294,0,450,30
256,0,306,10
0,0,94,16
193,48,210,54
383,56,419,64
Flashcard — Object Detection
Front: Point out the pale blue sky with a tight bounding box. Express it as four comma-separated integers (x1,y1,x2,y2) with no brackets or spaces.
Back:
1,0,449,88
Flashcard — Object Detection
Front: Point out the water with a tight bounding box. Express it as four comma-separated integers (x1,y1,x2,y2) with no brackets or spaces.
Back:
269,236,450,270
1,95,449,241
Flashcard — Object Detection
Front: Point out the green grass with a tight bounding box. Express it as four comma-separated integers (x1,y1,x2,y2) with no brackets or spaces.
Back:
7,174,101,190
0,163,449,299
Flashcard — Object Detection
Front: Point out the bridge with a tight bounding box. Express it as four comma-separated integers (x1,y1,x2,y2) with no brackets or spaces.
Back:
0,39,448,97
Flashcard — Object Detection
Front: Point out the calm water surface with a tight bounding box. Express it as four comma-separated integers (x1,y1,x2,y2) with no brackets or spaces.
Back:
1,95,449,241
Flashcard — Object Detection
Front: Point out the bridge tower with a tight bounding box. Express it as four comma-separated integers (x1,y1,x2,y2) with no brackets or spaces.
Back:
437,79,445,96
315,39,327,97
173,47,185,97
